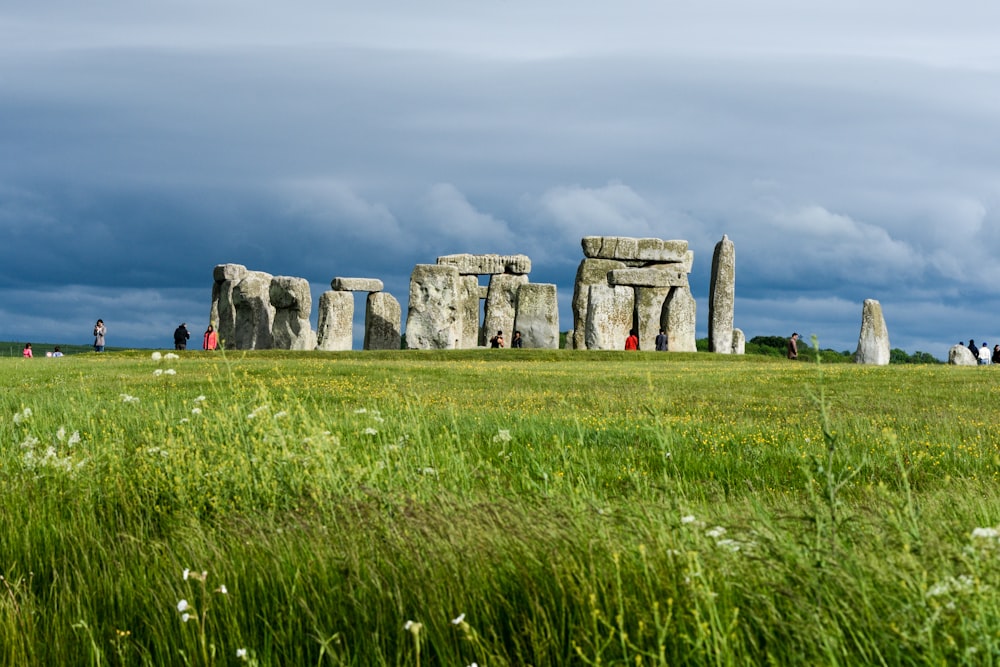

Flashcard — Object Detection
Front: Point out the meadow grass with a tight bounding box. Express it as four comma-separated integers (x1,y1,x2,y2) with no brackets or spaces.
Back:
3,348,1000,665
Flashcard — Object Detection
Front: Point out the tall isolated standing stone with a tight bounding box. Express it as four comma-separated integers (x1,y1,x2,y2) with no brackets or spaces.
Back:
364,291,401,350
513,283,559,349
315,290,354,351
405,264,462,349
708,235,735,353
854,299,890,365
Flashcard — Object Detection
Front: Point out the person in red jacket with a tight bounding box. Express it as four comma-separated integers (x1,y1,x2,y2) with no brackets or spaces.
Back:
624,330,639,351
203,324,218,351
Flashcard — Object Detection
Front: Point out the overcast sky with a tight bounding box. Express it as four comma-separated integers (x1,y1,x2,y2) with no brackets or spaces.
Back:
3,1,1000,356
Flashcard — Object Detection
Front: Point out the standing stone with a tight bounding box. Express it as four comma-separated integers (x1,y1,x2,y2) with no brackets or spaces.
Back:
854,299,890,365
513,283,559,349
231,270,275,350
458,275,481,348
270,276,316,351
405,264,462,349
213,263,247,349
585,283,634,350
316,290,354,351
731,328,746,355
571,258,626,349
482,273,528,346
708,235,736,354
664,285,697,352
949,344,978,366
364,292,401,350
635,287,671,352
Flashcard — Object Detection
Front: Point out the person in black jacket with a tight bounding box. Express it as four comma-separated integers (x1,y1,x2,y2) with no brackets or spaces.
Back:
511,331,523,348
174,323,191,350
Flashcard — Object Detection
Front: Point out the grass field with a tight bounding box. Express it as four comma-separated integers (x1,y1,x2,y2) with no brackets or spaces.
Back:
2,346,999,665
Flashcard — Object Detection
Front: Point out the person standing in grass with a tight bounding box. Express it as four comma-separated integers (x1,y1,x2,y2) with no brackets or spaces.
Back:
655,328,668,351
969,338,979,360
787,332,799,359
22,343,32,358
980,342,991,365
174,323,190,350
93,319,106,352
625,329,639,351
203,324,218,351
511,330,523,348
489,330,504,348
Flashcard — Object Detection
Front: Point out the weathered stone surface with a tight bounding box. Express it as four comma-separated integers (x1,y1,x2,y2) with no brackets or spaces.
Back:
331,277,384,292
665,285,697,352
364,292,401,350
854,299,890,365
436,253,532,275
513,283,559,349
405,264,462,349
608,267,688,288
316,290,354,351
585,283,634,350
458,275,481,348
270,276,316,351
708,235,736,354
231,271,275,350
949,344,978,366
478,285,489,299
731,328,746,355
571,258,626,349
582,236,688,262
482,273,528,346
635,287,671,352
213,263,248,283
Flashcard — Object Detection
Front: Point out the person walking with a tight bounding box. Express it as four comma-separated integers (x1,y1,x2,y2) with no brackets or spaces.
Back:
625,329,639,351
93,319,106,352
654,328,668,351
787,332,799,360
203,324,218,351
174,323,190,350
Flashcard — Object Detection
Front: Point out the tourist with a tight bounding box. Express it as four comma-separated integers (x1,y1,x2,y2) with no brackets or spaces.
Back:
489,330,505,348
203,324,218,351
52,346,63,358
93,319,106,352
22,343,32,358
625,329,639,351
787,332,799,360
174,323,190,350
511,330,523,348
992,345,1000,365
655,328,668,351
968,339,979,360
980,342,991,365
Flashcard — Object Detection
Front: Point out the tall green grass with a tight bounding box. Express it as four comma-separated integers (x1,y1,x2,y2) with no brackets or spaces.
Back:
3,348,1000,665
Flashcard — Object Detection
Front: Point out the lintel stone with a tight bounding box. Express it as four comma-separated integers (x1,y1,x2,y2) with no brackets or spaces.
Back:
331,277,384,292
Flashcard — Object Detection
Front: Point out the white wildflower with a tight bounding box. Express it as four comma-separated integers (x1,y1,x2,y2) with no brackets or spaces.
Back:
421,467,438,476
972,527,1000,539
164,352,179,360
274,410,287,419
56,426,66,441
67,431,81,446
248,405,268,420
191,407,202,416
13,408,32,425
178,418,190,424
193,395,206,402
451,613,466,625
681,515,697,524
706,526,727,539
181,613,190,623
177,599,189,612
236,648,248,660
363,427,378,435
217,584,228,595
164,368,176,375
354,408,367,414
120,394,139,403
716,538,741,552
492,429,512,443
151,351,162,361
153,369,163,376
183,569,190,580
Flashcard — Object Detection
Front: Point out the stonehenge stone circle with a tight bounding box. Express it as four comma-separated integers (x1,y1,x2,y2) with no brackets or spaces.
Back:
316,290,354,351
331,277,384,292
949,344,977,366
270,276,316,351
437,253,531,275
513,283,559,349
607,267,688,288
853,299,890,365
364,291,402,351
708,235,735,354
405,264,463,349
582,236,688,263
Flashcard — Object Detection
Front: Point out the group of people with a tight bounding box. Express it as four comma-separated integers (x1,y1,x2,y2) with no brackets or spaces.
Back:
489,330,523,348
174,322,218,351
624,329,669,351
966,339,1000,365
21,343,63,358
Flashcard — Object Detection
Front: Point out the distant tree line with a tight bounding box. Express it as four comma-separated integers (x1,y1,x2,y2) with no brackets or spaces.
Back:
746,336,940,364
